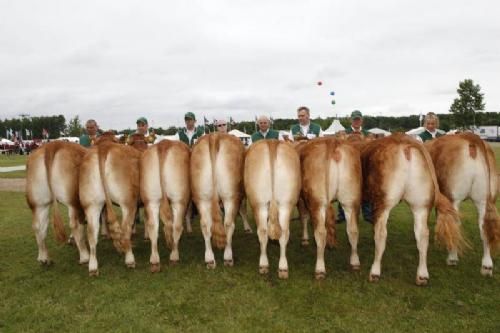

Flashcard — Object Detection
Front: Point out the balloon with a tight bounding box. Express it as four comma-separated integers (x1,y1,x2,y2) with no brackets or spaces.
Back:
330,91,335,96
331,100,336,105
317,81,322,86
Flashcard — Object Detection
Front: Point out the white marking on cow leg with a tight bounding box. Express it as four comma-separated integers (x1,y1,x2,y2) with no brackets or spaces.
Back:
278,205,291,279
169,202,185,264
223,199,237,266
32,205,50,264
256,206,269,273
343,204,360,270
184,201,193,233
121,205,136,269
198,201,215,268
412,206,430,285
100,210,109,238
369,209,390,282
68,206,89,264
145,202,160,272
239,199,253,234
474,199,494,276
86,205,101,276
313,205,327,279
446,200,461,266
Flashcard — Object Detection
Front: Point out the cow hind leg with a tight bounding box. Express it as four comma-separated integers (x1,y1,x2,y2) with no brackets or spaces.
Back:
68,206,89,264
343,203,360,271
446,200,462,266
255,205,269,274
169,201,186,265
145,202,161,272
278,204,291,279
32,205,51,265
411,205,430,286
184,201,193,234
222,198,238,266
298,198,309,246
312,204,327,279
198,200,216,268
369,209,390,282
86,205,102,276
239,199,252,234
121,205,137,268
474,199,493,276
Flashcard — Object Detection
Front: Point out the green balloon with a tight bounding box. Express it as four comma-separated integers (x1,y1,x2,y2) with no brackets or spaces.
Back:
331,100,336,105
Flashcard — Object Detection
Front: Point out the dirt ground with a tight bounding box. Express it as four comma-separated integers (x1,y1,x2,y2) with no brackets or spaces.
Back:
0,178,26,192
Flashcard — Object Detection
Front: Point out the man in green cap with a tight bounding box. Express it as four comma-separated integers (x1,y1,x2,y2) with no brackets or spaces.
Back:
79,119,99,147
290,106,323,140
345,110,370,136
178,112,205,147
418,112,444,142
128,117,155,145
251,115,280,143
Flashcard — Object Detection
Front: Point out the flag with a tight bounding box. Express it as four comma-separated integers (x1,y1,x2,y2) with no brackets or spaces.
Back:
42,128,48,139
229,116,236,126
254,116,258,131
419,113,423,126
204,116,209,126
5,128,8,138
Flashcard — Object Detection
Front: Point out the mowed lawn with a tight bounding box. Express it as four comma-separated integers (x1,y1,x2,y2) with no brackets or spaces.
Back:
0,190,499,332
0,155,27,178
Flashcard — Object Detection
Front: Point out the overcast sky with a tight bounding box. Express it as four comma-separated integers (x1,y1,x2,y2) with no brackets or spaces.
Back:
1,0,499,130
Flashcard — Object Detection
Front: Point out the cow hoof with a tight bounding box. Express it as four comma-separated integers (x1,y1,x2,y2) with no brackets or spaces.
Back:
369,274,380,283
224,259,234,267
301,239,309,247
79,259,89,265
169,259,179,266
126,262,136,269
259,266,269,274
278,269,289,279
315,271,326,280
39,259,53,266
89,269,99,277
447,259,458,266
206,261,216,269
143,237,150,242
350,264,361,272
416,276,429,286
244,229,253,234
150,263,161,273
481,266,493,277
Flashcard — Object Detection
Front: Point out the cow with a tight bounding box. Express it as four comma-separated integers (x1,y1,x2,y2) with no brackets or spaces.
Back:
79,139,142,275
244,140,301,279
26,141,89,265
140,140,191,272
299,137,361,279
362,133,467,285
425,132,500,276
190,133,245,268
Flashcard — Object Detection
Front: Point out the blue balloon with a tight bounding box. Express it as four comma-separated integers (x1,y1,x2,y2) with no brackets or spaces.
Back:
330,91,335,96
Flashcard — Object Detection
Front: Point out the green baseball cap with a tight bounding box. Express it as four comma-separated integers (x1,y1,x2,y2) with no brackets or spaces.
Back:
184,112,196,120
136,117,148,125
351,110,363,119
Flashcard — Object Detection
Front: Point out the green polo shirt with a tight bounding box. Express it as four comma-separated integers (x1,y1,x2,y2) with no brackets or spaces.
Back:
79,134,98,147
418,130,444,142
290,122,322,138
345,127,369,136
251,129,280,143
178,126,205,147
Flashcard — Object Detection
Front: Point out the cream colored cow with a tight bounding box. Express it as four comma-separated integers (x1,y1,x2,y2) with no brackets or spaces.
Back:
244,140,301,279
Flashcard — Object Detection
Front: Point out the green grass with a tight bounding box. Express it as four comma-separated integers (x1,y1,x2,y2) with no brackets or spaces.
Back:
0,154,27,167
0,170,26,178
1,191,499,332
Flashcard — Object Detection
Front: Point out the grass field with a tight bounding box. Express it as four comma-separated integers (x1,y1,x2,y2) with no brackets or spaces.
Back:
0,154,27,167
0,191,499,332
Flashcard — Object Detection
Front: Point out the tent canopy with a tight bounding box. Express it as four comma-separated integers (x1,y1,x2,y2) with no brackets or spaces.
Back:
368,127,391,136
229,129,250,138
323,119,345,135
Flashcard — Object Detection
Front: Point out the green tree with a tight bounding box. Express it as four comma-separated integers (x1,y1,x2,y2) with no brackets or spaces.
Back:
67,116,83,137
449,79,485,129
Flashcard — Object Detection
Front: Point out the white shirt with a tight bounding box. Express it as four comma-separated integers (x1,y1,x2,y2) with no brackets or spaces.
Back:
299,123,324,138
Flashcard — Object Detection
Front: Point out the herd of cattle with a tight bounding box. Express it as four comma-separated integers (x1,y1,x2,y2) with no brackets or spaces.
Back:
25,132,500,285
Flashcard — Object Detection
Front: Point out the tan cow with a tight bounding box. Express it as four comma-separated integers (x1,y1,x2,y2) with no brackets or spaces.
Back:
141,140,191,272
362,133,466,285
26,141,89,265
79,140,142,275
299,137,361,279
245,140,301,279
425,133,500,276
190,133,245,268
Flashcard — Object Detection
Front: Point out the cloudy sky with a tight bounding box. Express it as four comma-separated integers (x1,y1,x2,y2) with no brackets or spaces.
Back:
1,0,499,130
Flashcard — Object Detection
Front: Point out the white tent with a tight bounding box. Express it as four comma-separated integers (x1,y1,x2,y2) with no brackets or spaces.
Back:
406,127,425,135
228,129,250,138
154,134,180,143
1,138,14,144
55,136,80,143
368,128,391,136
323,119,345,135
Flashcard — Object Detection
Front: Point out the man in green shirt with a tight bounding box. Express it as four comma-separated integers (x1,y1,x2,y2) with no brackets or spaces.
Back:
418,112,444,142
345,110,370,136
290,106,323,140
178,112,205,147
79,119,99,147
251,116,280,143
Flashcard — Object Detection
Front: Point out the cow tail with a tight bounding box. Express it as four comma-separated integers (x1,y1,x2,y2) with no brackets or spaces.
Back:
209,135,226,249
325,139,339,248
414,143,468,253
158,143,174,250
44,144,67,243
97,145,123,253
326,204,337,248
268,140,281,240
